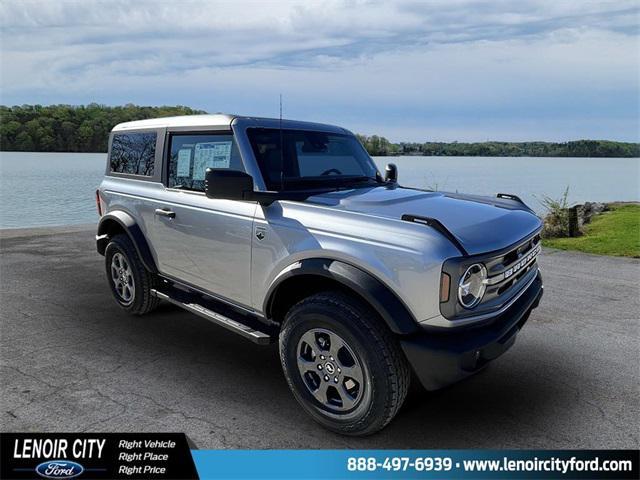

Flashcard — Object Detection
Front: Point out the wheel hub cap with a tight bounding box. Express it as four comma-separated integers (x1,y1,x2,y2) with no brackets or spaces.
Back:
110,252,135,305
296,328,365,412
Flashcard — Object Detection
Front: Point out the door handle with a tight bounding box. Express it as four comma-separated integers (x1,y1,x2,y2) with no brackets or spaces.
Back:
155,208,175,219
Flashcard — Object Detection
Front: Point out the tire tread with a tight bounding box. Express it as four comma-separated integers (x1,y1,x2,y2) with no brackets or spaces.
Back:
280,291,410,435
106,234,159,315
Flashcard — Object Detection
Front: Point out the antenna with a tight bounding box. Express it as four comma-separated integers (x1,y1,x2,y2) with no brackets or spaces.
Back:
279,93,284,192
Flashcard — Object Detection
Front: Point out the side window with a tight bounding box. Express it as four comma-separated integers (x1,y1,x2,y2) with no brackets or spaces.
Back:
167,133,243,191
110,132,156,176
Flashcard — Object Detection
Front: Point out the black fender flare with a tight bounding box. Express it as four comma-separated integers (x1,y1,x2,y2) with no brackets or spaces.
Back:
96,211,157,273
264,258,419,335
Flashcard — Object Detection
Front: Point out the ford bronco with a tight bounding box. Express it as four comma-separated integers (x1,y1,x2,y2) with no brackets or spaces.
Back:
96,114,543,435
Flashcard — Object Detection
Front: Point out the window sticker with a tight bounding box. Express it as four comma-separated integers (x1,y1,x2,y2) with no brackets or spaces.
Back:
192,141,233,180
176,149,192,177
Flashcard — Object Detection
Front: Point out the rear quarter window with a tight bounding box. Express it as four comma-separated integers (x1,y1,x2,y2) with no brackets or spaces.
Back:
110,132,157,176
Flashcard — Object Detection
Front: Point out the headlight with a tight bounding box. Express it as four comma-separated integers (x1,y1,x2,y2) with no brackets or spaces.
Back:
458,263,487,308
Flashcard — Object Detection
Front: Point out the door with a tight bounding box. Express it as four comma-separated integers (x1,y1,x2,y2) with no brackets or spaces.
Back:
148,131,257,307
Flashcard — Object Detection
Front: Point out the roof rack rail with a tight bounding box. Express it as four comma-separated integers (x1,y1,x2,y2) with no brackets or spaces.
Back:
401,214,468,256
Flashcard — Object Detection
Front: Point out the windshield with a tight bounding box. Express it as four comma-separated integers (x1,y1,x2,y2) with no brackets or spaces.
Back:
247,128,380,191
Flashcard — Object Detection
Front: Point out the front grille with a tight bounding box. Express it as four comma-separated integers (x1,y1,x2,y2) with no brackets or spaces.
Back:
490,234,540,275
440,231,541,320
479,234,541,305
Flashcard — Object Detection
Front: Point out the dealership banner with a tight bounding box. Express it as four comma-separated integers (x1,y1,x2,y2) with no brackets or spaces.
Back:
1,433,638,479
192,450,638,479
1,433,198,479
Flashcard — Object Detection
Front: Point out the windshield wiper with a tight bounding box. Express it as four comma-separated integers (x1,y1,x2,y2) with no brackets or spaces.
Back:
334,176,381,188
277,175,381,193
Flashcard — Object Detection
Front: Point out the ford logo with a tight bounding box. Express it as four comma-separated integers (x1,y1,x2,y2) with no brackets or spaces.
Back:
35,460,84,479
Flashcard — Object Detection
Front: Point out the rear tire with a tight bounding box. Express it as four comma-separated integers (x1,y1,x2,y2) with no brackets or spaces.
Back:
104,234,159,315
279,291,410,435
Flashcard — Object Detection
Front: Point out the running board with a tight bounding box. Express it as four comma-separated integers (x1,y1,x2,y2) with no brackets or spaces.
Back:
151,288,273,345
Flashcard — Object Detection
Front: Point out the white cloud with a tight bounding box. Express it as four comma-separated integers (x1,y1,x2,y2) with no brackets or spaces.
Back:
0,0,638,141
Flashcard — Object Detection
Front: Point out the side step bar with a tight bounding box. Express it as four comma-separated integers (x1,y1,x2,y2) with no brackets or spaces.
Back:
151,288,273,345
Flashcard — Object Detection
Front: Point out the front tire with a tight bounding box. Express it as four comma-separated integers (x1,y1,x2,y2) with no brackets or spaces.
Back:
104,234,159,315
279,291,410,435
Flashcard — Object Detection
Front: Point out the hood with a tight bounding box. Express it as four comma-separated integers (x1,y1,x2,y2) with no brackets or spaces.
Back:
306,186,542,255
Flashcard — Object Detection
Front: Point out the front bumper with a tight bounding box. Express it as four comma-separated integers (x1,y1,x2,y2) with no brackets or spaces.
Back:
400,271,543,391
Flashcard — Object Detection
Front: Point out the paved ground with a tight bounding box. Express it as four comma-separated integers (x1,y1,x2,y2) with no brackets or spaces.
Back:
1,227,638,449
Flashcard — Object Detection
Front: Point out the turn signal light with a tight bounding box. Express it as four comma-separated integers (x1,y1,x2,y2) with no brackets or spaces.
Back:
440,272,450,302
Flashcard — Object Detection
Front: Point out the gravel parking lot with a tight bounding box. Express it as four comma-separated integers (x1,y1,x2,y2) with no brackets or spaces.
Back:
1,226,638,448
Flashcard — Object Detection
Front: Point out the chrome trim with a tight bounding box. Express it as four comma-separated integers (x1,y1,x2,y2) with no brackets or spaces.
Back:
458,263,487,308
484,244,541,286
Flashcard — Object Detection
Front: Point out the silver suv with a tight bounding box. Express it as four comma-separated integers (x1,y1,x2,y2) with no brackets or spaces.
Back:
96,114,543,435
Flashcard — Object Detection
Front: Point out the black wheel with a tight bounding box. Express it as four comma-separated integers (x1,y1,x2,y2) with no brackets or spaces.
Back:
279,291,410,435
104,234,159,315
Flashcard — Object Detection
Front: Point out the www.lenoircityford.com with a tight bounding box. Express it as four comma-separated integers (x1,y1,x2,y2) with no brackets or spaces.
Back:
346,455,634,475
463,456,634,474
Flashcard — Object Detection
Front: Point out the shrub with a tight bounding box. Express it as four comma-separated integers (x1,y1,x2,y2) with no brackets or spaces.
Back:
539,186,571,238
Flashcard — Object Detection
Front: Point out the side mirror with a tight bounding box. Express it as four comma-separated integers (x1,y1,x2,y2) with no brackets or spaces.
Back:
205,168,254,201
384,163,398,183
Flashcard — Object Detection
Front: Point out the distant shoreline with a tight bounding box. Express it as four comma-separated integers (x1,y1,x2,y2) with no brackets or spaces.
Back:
375,153,640,159
356,135,640,158
1,150,639,159
2,104,639,158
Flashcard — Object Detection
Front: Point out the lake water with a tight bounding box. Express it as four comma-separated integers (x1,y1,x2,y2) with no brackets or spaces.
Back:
0,152,638,229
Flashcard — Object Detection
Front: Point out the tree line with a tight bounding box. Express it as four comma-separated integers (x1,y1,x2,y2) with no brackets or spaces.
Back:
356,134,640,158
1,104,638,158
0,104,205,153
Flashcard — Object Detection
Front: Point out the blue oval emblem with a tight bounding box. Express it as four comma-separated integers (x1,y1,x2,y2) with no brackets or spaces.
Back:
35,460,84,479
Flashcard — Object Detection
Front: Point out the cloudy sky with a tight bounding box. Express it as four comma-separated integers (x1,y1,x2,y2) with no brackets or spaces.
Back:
1,0,638,141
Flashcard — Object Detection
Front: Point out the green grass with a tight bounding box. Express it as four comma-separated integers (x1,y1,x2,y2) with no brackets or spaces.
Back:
542,204,640,258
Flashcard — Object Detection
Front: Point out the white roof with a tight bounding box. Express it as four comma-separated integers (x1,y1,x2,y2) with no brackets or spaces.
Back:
112,114,236,131
111,113,350,135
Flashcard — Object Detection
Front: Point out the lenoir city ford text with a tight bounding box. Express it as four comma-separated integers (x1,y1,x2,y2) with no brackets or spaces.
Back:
13,438,105,459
